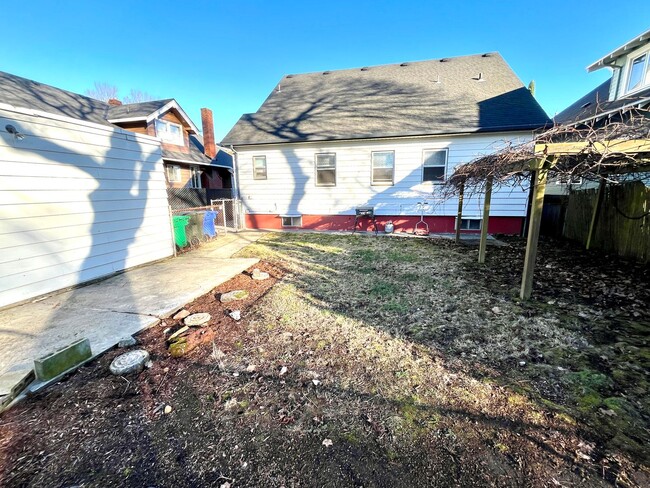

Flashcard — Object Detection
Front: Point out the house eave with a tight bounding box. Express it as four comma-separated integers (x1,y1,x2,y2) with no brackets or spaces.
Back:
587,29,650,72
224,125,547,148
108,100,201,134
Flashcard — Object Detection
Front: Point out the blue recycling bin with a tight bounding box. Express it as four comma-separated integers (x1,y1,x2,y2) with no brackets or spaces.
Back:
203,210,218,238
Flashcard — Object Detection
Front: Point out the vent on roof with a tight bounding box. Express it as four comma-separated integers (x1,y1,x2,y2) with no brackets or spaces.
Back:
475,72,485,82
360,67,369,71
323,71,331,75
440,58,450,62
286,74,294,78
482,53,493,57
432,75,441,84
580,102,592,109
400,62,409,67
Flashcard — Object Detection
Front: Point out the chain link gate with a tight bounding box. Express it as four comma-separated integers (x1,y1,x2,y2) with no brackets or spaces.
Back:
210,199,245,233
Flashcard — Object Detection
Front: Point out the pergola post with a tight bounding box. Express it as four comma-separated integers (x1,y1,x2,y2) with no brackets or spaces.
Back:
478,176,493,264
586,179,606,250
520,160,548,300
455,181,465,245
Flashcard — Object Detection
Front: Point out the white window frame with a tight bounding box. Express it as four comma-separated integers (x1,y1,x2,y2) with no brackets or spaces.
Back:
624,47,650,95
315,153,337,187
422,148,448,183
166,164,181,183
281,215,302,227
190,166,202,189
155,119,184,145
371,150,395,186
456,218,482,231
253,155,267,180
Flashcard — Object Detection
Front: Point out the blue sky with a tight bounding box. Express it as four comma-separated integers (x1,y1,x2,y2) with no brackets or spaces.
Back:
1,1,648,140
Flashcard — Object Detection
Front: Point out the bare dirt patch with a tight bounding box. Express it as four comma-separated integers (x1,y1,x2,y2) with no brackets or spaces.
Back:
0,235,647,487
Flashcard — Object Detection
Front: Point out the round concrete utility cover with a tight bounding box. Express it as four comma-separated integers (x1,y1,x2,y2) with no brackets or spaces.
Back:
184,313,211,327
110,350,150,375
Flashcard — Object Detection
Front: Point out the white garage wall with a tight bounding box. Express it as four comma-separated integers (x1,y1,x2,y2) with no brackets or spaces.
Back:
0,106,173,308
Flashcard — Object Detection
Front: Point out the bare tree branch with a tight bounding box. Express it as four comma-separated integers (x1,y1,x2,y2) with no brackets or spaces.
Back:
84,82,119,102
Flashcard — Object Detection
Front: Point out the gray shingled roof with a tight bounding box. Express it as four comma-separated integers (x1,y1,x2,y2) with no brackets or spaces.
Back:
162,134,212,165
555,79,650,124
0,70,111,125
222,53,550,146
106,99,173,120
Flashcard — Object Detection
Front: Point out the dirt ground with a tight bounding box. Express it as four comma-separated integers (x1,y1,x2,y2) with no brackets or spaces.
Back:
0,233,648,487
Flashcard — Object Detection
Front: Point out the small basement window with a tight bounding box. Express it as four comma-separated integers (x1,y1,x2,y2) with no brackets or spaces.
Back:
315,153,336,186
253,155,267,180
281,215,302,227
458,218,482,230
166,164,181,182
155,119,184,145
423,149,448,183
371,151,395,185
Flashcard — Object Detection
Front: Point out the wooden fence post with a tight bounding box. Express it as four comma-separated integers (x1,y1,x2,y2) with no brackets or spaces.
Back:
586,179,606,250
455,181,465,245
478,176,493,263
520,162,548,300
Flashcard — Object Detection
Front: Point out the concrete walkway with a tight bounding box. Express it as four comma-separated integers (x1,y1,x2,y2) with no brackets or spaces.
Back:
0,231,266,394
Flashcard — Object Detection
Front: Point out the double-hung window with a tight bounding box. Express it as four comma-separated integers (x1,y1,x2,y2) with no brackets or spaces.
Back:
315,153,336,186
253,156,267,180
155,119,184,145
166,164,181,183
626,52,650,94
422,149,448,183
371,151,395,185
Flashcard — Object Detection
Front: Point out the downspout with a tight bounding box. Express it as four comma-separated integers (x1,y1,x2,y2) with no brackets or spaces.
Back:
230,145,240,200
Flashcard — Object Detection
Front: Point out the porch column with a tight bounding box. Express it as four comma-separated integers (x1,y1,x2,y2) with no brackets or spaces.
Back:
478,176,493,264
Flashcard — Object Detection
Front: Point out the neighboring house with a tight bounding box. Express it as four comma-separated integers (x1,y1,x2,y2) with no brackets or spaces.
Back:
222,53,550,233
556,28,650,126
0,70,226,308
107,101,234,207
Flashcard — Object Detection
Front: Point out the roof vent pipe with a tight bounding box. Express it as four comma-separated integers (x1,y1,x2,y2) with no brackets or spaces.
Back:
400,62,409,67
476,72,485,82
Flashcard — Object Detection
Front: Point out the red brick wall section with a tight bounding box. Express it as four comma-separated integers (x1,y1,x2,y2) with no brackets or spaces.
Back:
244,214,523,235
201,108,216,159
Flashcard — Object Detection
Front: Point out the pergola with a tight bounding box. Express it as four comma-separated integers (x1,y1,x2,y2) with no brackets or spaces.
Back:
444,109,650,300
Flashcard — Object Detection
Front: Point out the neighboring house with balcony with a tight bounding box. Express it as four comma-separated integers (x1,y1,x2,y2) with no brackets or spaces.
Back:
106,100,234,208
222,53,550,233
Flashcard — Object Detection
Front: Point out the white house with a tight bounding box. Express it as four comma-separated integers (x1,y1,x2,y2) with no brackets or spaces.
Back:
222,53,550,234
0,72,174,308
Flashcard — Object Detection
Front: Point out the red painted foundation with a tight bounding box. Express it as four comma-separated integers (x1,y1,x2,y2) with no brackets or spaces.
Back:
245,214,524,235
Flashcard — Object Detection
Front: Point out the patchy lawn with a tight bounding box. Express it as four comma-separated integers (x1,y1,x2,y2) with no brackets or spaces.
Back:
0,233,648,487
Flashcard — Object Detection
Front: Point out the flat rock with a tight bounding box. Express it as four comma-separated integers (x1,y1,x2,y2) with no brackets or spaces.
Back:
167,326,189,343
169,341,188,358
109,350,150,375
173,309,190,320
229,310,241,321
220,290,249,303
118,336,137,348
252,268,270,280
184,312,211,327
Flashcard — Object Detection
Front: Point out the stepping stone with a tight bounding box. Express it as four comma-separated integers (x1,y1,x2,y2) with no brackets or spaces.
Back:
109,350,150,375
184,313,211,327
252,268,270,280
173,309,190,320
220,290,249,303
118,336,137,348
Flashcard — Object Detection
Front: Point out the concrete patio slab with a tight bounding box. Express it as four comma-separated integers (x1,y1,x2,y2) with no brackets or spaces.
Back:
0,231,267,383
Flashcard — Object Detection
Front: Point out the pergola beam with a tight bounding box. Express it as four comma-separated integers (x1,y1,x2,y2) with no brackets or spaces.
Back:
535,139,650,156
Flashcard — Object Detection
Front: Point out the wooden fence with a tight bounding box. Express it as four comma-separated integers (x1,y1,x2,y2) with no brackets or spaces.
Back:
563,181,650,262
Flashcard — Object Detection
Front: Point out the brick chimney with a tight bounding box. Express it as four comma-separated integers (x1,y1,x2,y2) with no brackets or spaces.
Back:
107,98,122,106
201,107,217,159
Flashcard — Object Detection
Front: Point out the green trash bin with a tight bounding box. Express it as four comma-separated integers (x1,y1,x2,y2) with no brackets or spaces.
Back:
172,215,190,247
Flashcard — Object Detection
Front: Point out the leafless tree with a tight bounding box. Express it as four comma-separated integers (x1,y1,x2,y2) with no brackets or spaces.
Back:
84,82,119,102
123,89,155,104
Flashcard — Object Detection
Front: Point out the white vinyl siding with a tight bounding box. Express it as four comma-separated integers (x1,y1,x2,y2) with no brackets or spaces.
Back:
234,132,532,218
0,107,173,308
